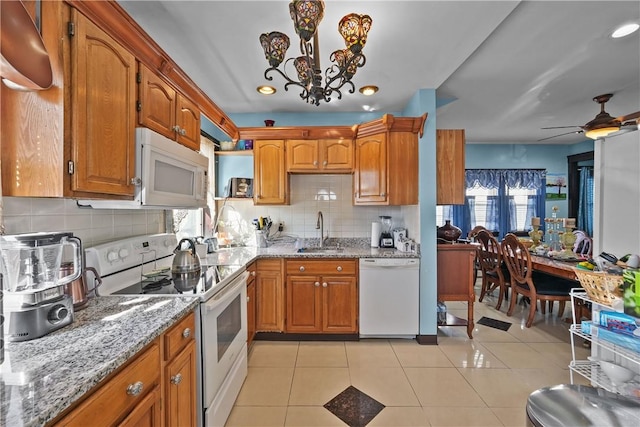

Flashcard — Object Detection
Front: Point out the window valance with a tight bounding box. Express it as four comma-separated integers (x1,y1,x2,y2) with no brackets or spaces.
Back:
465,169,546,190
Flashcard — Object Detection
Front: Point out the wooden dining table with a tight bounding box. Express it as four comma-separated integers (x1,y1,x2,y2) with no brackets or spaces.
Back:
530,254,581,281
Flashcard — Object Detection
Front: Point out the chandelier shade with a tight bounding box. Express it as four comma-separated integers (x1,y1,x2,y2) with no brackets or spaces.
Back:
289,0,325,42
259,0,372,105
339,13,372,54
260,32,290,68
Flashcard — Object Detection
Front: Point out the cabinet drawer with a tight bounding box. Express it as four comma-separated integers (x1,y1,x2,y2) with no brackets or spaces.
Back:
55,341,160,426
164,312,196,361
286,259,356,275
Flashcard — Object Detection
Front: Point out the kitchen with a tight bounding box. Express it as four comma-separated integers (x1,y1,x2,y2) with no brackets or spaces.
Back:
2,0,640,426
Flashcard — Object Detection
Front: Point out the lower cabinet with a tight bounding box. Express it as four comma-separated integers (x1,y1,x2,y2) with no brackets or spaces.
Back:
52,312,196,427
285,259,358,334
255,259,284,332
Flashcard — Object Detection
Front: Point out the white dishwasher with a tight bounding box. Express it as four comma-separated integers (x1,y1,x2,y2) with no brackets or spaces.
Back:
359,258,420,338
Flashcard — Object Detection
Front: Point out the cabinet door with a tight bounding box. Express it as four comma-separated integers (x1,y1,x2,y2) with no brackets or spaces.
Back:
322,276,358,333
287,139,319,171
175,94,201,151
387,131,419,205
254,140,288,205
256,260,284,331
118,385,162,427
286,276,322,333
436,129,466,205
70,10,136,197
165,341,197,427
354,134,387,204
321,139,353,172
138,65,176,140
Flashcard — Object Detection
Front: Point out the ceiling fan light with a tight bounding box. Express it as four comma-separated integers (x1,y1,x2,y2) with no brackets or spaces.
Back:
612,23,639,38
585,126,619,140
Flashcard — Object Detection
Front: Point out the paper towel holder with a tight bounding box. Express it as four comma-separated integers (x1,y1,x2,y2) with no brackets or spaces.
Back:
371,221,381,248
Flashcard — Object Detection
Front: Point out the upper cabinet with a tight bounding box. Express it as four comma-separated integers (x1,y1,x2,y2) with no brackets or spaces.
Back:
68,9,137,198
353,114,427,206
138,65,201,151
436,129,466,205
286,139,353,173
253,140,288,205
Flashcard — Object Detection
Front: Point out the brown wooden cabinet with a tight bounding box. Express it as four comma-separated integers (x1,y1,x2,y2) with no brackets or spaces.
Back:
286,139,353,173
436,129,466,205
246,262,257,347
163,312,197,427
437,243,478,339
253,140,289,205
353,114,427,205
52,312,196,427
68,9,137,198
285,259,358,334
138,64,201,151
255,259,284,332
53,340,162,426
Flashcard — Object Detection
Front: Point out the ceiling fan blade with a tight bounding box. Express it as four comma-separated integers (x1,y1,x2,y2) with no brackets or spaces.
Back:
617,111,640,123
541,126,582,130
537,130,584,142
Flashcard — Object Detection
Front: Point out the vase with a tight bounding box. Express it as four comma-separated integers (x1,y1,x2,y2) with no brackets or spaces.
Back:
437,220,462,242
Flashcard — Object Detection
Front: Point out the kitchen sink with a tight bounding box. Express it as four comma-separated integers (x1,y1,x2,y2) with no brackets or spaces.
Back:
297,246,345,254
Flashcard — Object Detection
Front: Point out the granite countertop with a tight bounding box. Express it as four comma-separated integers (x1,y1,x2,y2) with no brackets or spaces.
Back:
0,296,200,427
203,238,420,266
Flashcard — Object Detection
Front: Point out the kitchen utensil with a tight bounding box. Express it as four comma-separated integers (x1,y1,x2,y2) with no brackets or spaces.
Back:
172,238,202,291
61,263,102,311
0,232,81,341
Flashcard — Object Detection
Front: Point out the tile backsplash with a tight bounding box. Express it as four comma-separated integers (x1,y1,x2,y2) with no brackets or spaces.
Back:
218,175,420,242
1,197,165,247
1,175,420,248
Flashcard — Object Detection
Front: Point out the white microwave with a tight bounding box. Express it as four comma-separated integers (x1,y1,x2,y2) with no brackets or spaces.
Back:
79,128,209,209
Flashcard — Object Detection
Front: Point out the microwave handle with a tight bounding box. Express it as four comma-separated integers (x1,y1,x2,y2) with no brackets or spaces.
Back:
196,170,207,200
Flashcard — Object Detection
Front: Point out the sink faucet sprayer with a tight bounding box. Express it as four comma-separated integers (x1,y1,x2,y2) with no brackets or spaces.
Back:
316,211,326,247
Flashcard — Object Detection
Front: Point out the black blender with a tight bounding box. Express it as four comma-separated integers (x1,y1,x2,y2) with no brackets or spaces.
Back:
379,216,394,248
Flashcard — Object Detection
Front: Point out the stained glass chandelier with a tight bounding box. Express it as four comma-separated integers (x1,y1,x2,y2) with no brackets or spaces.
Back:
259,0,372,106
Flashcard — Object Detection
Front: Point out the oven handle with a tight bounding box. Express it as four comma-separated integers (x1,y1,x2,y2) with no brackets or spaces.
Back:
203,270,249,311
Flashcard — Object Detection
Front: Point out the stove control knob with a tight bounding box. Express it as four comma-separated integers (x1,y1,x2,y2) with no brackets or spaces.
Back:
48,305,69,324
118,248,129,259
107,251,119,262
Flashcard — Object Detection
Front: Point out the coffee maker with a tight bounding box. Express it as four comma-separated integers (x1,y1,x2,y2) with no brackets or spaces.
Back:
0,232,82,342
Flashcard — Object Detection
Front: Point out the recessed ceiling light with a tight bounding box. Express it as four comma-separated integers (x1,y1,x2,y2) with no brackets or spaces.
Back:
359,85,379,96
257,85,276,95
612,23,639,38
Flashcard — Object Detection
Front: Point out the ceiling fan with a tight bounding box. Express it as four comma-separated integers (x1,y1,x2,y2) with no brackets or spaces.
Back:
538,94,640,141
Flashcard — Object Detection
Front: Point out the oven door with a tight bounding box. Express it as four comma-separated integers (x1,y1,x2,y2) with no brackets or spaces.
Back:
200,271,249,408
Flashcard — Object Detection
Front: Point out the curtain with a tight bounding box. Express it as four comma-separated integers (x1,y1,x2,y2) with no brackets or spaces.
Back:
577,166,594,236
448,169,546,240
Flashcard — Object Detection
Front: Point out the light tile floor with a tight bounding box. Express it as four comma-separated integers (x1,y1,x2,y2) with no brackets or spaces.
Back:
226,287,591,427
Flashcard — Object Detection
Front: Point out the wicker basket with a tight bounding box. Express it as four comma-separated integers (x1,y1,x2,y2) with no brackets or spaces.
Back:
573,268,623,306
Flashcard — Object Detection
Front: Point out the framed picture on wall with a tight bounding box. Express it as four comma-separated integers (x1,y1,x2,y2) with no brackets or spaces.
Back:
546,173,567,200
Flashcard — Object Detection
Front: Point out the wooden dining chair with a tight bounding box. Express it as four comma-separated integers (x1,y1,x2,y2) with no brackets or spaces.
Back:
501,233,574,327
468,225,489,285
476,229,510,310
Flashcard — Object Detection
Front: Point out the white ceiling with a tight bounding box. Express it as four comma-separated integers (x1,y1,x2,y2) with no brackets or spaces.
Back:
117,1,640,144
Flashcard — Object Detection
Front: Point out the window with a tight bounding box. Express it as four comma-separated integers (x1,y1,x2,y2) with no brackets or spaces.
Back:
438,169,546,240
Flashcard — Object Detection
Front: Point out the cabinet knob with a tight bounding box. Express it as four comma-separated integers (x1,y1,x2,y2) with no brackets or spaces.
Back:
180,128,186,136
251,271,256,276
131,177,142,186
246,296,250,302
299,266,305,272
336,266,343,272
323,160,327,166
313,161,318,166
322,282,328,287
182,328,191,339
126,381,144,396
170,373,183,385
315,281,320,287
381,192,386,197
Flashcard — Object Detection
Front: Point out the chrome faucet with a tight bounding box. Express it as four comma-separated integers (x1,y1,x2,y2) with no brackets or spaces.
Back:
316,211,326,247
